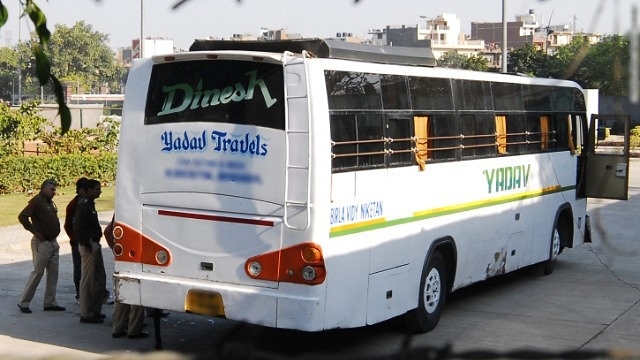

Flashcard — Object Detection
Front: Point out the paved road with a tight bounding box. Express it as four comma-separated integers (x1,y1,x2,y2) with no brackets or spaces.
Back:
1,161,639,359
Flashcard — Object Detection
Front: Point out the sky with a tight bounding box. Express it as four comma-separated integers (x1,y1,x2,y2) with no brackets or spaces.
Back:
0,0,637,52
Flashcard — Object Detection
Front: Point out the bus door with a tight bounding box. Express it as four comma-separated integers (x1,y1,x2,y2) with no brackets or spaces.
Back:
583,114,630,200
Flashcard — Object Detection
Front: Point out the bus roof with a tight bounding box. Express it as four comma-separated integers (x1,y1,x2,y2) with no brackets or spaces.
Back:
189,38,438,67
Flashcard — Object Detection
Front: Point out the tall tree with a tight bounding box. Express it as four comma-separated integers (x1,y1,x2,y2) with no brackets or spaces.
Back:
507,44,550,77
0,47,18,102
438,51,489,71
47,21,126,94
581,35,629,96
0,0,71,133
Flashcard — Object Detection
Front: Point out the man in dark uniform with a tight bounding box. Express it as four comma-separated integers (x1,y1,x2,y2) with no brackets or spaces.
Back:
64,177,88,303
17,179,66,313
74,179,105,323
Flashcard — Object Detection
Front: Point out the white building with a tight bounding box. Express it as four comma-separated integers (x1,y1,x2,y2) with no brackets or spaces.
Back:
417,13,484,59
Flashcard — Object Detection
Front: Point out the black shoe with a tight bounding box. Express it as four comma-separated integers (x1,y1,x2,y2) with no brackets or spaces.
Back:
96,313,106,319
17,305,32,314
44,305,66,311
112,331,126,338
128,332,150,339
80,316,104,324
147,311,170,318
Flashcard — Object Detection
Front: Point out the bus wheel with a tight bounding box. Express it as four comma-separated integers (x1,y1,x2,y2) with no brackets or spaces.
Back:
404,251,448,333
542,223,561,275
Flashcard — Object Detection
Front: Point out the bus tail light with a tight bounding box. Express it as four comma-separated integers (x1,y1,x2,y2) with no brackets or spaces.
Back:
244,242,326,285
112,222,172,267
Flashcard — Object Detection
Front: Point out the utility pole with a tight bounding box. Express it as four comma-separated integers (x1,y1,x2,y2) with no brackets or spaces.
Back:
140,0,144,58
501,0,507,73
17,17,21,104
631,4,638,104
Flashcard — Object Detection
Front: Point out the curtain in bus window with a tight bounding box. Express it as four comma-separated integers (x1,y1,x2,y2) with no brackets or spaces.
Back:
414,115,429,171
567,114,576,155
495,115,507,154
540,115,549,150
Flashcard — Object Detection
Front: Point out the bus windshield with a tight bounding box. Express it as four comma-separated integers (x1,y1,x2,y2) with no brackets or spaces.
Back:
144,59,285,129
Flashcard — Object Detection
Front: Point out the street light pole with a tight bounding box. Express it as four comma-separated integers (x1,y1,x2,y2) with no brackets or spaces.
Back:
631,4,638,104
17,18,21,104
501,0,507,73
140,0,144,58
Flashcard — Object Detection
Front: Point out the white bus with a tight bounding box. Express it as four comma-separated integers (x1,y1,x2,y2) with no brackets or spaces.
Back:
112,39,629,333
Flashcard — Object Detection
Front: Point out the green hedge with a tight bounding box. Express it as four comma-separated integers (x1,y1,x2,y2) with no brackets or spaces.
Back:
0,153,117,194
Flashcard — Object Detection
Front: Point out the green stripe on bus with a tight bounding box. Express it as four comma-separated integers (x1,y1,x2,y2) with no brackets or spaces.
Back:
329,185,574,238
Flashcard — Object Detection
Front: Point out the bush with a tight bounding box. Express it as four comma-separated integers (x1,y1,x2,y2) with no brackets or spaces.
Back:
0,153,117,194
631,125,640,150
0,103,119,193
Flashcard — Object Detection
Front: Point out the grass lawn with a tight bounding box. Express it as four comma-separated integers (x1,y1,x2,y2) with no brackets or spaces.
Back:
0,185,115,227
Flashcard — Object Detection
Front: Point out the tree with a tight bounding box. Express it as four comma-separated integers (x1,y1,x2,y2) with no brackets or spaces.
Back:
48,21,126,93
546,35,630,96
507,44,550,77
438,51,467,69
0,0,71,133
580,35,629,96
0,47,18,102
438,51,489,71
463,54,489,71
17,21,127,98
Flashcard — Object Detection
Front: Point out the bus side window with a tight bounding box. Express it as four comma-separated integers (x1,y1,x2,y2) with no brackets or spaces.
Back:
552,114,570,150
461,113,496,159
330,114,357,171
386,116,413,167
381,75,410,110
356,113,385,168
429,114,457,161
506,114,527,154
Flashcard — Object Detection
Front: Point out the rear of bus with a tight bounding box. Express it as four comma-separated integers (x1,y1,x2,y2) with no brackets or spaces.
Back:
112,51,325,329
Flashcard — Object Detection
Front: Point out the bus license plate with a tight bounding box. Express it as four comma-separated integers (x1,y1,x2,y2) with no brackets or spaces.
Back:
185,289,225,317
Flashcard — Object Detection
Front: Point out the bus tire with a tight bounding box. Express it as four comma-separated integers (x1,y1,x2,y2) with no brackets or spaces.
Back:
404,251,448,333
542,221,562,275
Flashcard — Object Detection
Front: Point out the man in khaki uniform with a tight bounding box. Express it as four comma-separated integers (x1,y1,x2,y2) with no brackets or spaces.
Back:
104,215,149,339
17,179,66,313
74,179,106,324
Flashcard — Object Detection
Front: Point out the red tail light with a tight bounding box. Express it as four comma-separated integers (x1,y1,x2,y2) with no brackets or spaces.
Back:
112,222,172,267
245,242,326,285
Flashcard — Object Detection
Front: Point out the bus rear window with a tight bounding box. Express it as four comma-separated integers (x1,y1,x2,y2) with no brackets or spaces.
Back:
144,60,285,130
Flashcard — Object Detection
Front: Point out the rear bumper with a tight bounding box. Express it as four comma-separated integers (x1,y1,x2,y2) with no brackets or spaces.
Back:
113,272,325,331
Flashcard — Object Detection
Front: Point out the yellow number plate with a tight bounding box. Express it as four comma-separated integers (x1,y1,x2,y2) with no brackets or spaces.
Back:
185,290,225,317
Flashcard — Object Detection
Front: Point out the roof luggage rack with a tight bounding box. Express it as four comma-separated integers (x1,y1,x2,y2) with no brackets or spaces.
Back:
189,38,437,67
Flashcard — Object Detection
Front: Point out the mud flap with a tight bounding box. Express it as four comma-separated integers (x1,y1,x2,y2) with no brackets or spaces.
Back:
584,215,592,243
